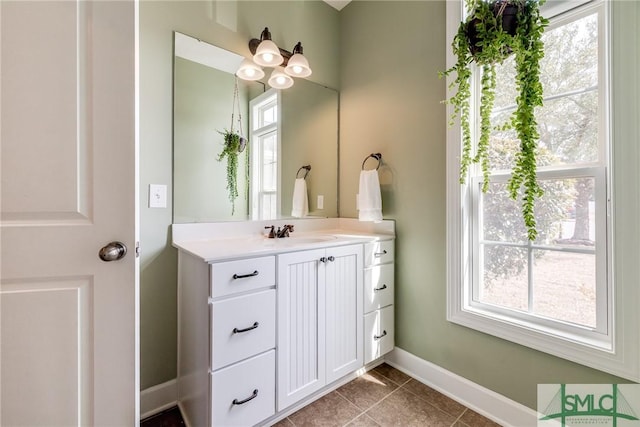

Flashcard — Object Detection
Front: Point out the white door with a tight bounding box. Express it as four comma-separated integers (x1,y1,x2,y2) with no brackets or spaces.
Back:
0,1,138,425
277,249,326,410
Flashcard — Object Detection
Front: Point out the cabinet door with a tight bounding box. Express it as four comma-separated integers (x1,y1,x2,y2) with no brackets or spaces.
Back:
325,245,363,383
277,249,326,410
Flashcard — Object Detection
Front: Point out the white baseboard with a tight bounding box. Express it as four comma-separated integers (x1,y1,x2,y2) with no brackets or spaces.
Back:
384,348,538,427
140,379,178,420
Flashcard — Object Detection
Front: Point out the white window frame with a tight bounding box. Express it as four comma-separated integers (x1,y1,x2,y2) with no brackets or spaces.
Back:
249,89,281,220
446,0,640,381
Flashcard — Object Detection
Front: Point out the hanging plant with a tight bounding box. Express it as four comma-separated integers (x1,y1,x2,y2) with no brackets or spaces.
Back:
441,0,548,240
217,78,248,215
217,129,247,213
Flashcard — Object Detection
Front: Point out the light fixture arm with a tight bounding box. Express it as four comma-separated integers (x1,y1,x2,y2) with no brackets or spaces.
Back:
292,42,303,55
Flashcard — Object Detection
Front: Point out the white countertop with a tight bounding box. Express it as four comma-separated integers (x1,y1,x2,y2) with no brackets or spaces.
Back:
172,219,395,263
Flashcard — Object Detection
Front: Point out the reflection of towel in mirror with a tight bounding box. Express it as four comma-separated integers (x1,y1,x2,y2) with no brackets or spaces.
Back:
291,178,309,218
358,169,382,222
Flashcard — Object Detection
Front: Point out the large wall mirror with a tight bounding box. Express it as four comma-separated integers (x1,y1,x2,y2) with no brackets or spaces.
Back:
173,32,338,223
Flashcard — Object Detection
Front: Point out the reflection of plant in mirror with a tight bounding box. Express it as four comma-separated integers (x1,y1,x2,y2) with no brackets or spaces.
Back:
217,129,247,214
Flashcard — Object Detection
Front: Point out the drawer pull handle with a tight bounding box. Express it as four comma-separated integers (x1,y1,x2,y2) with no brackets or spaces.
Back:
232,389,259,405
374,284,387,292
374,330,387,340
233,322,259,334
233,270,259,279
374,250,388,257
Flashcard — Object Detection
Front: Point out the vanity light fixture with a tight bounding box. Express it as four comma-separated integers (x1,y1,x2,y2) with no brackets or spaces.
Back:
268,67,294,89
252,27,284,67
284,42,312,78
236,27,313,88
236,58,265,81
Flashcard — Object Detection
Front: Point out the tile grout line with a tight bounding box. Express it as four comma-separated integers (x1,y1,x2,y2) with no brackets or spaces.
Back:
335,374,406,427
334,388,370,427
334,366,409,427
398,378,469,421
450,408,468,427
348,384,407,426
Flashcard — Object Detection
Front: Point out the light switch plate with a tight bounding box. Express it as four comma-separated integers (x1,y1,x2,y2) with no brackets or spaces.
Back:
149,184,167,208
317,195,324,210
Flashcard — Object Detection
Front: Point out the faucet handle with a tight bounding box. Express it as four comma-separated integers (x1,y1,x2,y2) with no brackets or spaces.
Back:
264,225,275,238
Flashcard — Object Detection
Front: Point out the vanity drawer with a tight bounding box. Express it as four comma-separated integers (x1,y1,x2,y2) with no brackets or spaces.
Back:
212,350,275,427
364,264,394,313
364,240,394,267
210,256,275,298
364,305,394,364
212,289,276,370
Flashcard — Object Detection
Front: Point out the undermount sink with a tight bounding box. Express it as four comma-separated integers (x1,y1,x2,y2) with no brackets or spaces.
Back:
248,234,338,246
283,235,338,244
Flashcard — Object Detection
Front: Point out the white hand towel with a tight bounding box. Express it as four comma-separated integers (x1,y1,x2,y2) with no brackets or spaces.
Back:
358,169,383,222
291,178,309,218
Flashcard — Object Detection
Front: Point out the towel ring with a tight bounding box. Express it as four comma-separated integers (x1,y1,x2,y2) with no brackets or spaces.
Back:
362,153,382,171
296,165,311,179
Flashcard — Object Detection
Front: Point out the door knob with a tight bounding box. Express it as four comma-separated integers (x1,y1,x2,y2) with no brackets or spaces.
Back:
99,241,127,262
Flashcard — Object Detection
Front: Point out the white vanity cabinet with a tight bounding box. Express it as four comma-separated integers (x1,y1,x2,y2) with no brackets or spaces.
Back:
276,244,363,410
174,219,395,426
363,239,395,364
177,252,276,427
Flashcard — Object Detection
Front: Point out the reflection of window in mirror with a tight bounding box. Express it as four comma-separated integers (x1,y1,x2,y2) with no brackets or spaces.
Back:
250,89,280,220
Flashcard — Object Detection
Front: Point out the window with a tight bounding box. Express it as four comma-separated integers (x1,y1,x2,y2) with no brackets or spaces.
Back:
250,90,280,220
473,4,609,337
445,0,640,379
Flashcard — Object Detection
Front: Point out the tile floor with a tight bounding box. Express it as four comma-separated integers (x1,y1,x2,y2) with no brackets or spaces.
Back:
272,364,502,427
141,363,502,427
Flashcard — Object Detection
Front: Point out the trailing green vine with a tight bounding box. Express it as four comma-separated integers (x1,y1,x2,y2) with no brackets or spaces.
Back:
509,0,547,240
217,77,249,216
441,0,548,240
217,129,245,214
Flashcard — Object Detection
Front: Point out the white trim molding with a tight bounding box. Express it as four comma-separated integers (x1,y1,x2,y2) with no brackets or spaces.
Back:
384,348,538,427
140,379,178,420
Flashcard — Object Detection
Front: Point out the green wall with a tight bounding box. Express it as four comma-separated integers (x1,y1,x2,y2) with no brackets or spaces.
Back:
338,1,634,410
141,0,638,411
139,1,340,390
173,57,250,222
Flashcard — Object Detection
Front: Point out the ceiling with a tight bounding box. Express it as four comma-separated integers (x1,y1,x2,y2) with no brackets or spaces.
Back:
323,0,351,11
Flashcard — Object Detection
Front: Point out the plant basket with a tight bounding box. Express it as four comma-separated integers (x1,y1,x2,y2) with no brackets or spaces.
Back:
467,2,519,56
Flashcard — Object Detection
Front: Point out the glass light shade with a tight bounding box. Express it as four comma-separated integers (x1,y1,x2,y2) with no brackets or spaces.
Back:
284,53,312,78
253,39,284,67
268,67,294,89
236,59,265,81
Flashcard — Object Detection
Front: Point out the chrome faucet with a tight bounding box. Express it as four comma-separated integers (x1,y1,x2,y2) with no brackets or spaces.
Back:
276,224,295,238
